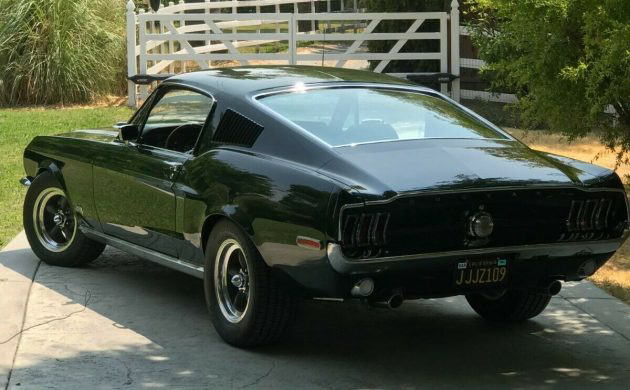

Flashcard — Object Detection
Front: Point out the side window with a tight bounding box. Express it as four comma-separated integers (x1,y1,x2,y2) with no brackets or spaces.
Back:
141,89,214,153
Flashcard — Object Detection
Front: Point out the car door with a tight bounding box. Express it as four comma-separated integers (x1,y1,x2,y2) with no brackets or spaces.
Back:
93,85,214,257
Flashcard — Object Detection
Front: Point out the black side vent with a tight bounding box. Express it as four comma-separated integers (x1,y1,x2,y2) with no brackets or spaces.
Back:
213,109,263,147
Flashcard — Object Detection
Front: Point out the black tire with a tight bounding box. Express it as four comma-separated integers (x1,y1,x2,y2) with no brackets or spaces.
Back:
466,290,551,322
23,172,105,267
204,220,298,348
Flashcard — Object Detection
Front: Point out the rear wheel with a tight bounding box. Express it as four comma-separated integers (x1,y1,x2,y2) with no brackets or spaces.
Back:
204,220,298,348
466,289,551,322
23,172,105,267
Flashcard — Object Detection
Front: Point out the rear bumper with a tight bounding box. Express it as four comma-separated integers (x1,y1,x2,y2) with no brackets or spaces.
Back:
326,238,625,275
317,238,626,299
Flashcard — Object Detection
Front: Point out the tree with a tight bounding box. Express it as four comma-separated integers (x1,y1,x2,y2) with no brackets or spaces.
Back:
467,0,630,165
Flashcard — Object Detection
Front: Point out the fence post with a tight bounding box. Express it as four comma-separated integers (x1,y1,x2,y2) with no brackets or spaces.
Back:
276,3,280,33
126,0,137,107
440,15,448,95
310,1,315,33
169,1,175,74
138,8,148,101
450,0,461,101
206,0,211,68
179,0,186,72
289,14,297,65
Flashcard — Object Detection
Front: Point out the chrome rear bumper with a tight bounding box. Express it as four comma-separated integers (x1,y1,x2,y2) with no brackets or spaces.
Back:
327,238,626,274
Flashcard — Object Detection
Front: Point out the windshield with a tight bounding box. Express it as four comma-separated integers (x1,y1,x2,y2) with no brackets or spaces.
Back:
258,87,508,146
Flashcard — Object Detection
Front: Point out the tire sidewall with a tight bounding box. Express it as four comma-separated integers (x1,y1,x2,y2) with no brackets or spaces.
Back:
204,221,261,345
23,172,90,265
466,289,550,321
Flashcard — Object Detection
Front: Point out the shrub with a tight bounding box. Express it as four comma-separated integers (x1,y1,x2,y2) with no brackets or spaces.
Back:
0,0,126,105
467,0,630,164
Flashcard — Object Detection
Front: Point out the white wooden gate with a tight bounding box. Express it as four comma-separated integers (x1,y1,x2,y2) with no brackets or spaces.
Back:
126,0,463,106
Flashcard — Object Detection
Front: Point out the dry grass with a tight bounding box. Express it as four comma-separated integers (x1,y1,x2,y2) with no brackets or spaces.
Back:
505,128,630,303
506,129,630,179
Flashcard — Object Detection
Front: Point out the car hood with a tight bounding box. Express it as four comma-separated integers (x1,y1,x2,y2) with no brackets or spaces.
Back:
318,139,616,199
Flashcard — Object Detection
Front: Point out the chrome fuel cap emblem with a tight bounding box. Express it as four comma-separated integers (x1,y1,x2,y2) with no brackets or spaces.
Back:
469,212,494,238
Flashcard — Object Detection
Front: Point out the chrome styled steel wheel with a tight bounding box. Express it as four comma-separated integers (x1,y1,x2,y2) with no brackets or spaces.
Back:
214,239,250,323
204,220,298,347
32,187,76,252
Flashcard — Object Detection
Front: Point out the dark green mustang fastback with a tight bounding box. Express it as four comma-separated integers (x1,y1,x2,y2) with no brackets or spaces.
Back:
21,66,629,347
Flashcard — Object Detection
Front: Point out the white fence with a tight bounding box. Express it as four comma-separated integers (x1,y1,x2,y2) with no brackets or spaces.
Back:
126,0,473,107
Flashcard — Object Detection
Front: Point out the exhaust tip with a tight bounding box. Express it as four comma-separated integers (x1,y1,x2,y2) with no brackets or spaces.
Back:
388,293,404,309
548,280,562,296
368,290,404,309
351,278,375,297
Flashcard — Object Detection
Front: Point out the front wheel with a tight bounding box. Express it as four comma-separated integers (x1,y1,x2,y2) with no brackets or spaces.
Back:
23,172,105,267
204,220,298,348
466,289,551,322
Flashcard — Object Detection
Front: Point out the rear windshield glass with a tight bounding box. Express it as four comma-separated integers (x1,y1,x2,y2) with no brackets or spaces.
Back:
258,87,508,146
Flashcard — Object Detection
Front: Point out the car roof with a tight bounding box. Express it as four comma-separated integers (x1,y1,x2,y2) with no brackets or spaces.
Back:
165,65,424,99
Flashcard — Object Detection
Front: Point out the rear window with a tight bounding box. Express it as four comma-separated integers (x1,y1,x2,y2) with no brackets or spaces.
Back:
258,87,508,146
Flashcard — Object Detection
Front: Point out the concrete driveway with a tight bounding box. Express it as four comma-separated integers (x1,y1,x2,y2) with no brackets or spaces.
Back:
1,232,629,389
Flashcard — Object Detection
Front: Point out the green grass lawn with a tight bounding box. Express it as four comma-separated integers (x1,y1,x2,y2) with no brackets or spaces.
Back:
0,105,132,248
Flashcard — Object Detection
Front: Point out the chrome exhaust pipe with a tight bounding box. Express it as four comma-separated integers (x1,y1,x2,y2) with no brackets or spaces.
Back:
369,290,404,309
547,280,562,296
533,280,562,296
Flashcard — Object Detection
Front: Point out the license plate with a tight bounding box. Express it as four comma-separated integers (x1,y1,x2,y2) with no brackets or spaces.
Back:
453,258,508,289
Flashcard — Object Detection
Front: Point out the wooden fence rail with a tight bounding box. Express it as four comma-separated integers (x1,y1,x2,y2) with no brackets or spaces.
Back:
127,0,478,107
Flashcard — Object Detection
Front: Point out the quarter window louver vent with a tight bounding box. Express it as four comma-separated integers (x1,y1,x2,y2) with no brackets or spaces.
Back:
213,109,263,148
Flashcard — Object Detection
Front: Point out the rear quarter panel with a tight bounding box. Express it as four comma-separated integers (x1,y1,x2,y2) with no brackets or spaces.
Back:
177,148,345,294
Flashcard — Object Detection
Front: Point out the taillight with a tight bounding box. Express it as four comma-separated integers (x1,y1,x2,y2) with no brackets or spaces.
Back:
341,212,390,248
566,199,612,232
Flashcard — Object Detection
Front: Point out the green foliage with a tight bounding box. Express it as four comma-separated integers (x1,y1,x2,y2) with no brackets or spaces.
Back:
363,0,446,73
467,0,630,164
0,106,132,248
462,99,522,128
0,0,127,105
361,0,446,12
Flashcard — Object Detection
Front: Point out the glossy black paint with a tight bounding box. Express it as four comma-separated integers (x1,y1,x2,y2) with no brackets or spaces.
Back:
22,66,629,299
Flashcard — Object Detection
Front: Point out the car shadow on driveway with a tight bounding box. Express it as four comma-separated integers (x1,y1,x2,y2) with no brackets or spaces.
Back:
3,246,630,389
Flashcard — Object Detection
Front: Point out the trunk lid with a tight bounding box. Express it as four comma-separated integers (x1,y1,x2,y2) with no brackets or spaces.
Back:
321,139,602,195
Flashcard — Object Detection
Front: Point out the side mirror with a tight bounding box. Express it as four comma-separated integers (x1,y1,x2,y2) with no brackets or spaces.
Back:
118,124,139,143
